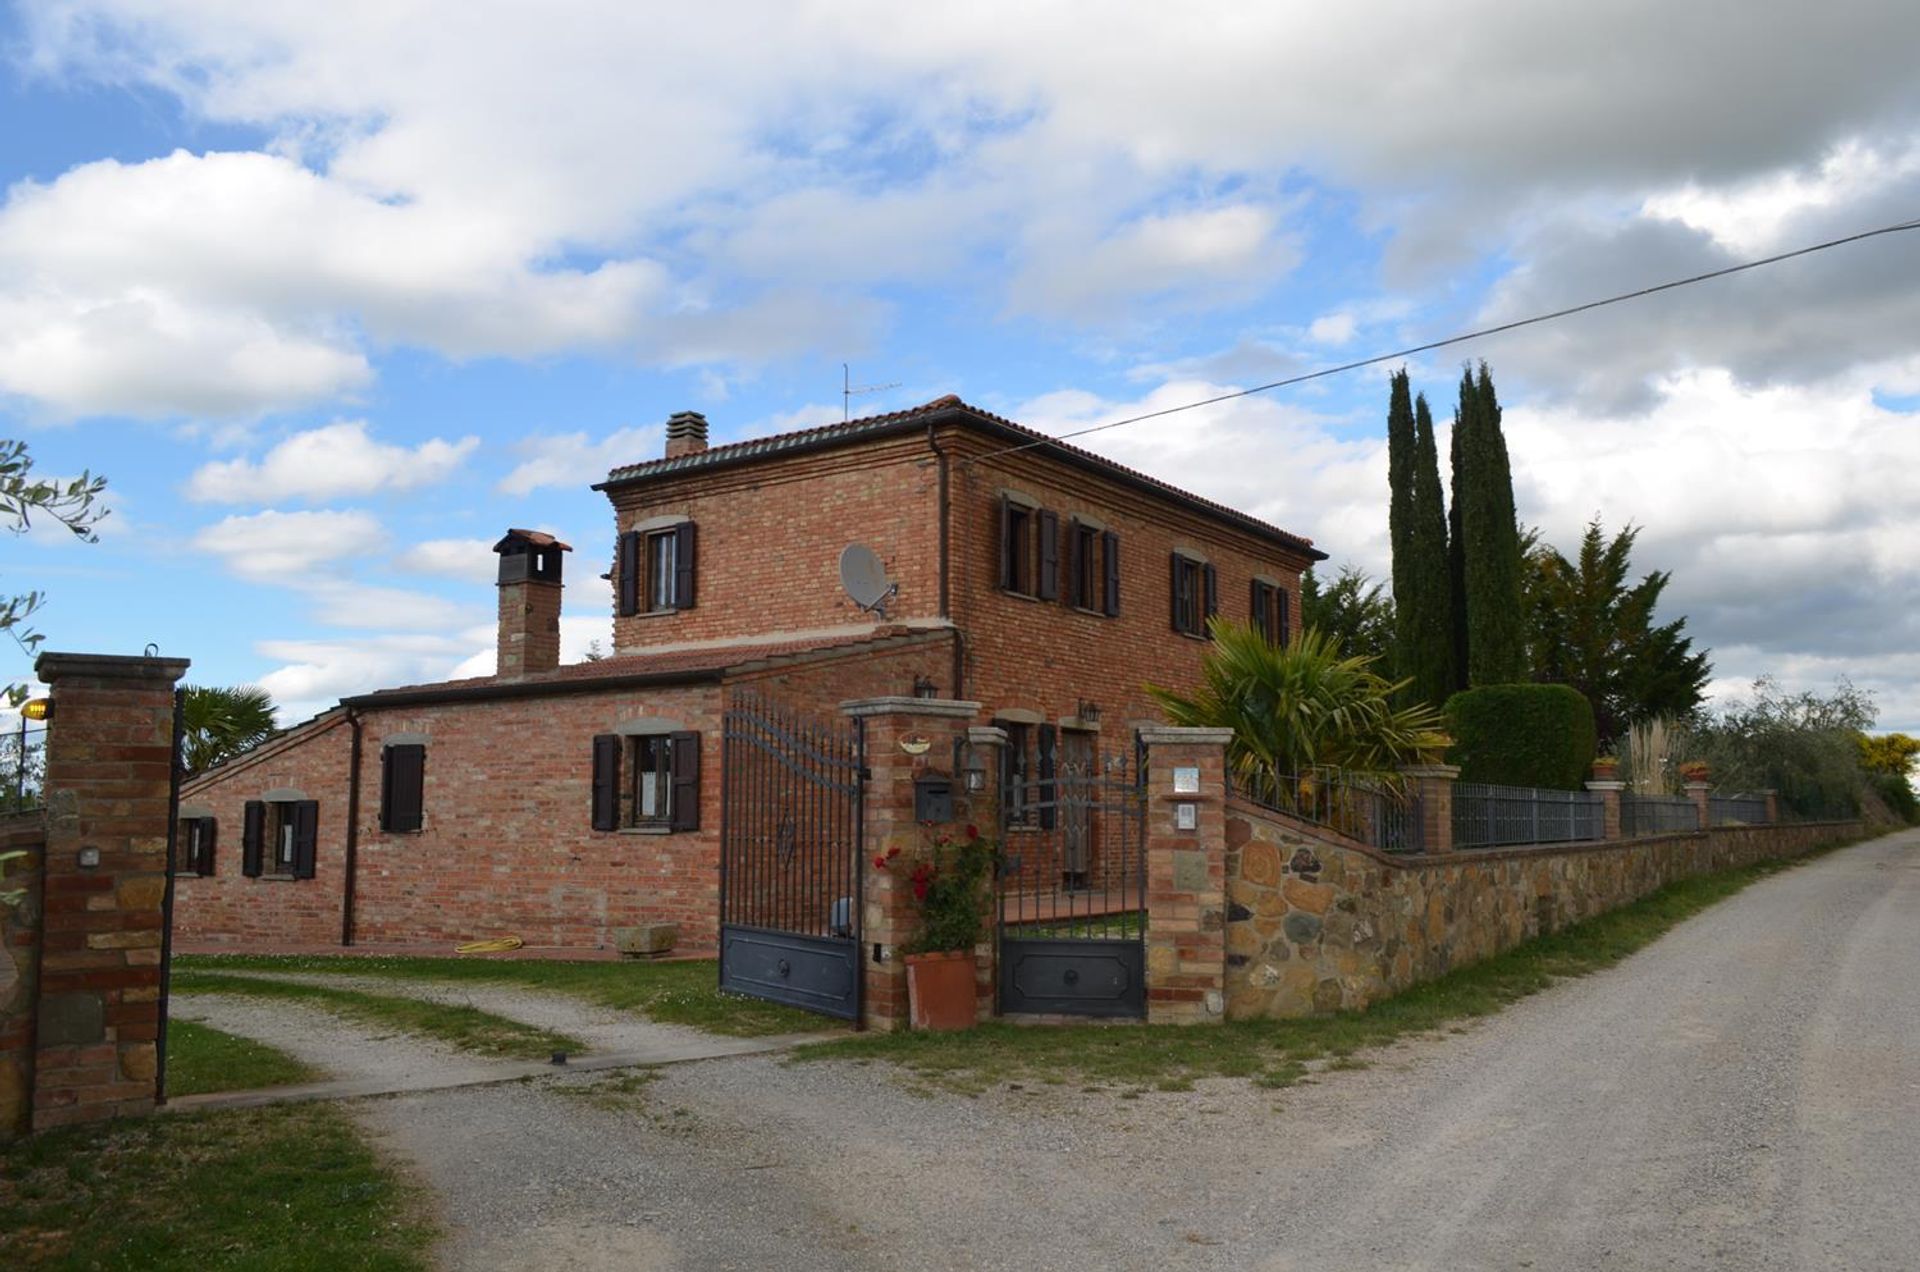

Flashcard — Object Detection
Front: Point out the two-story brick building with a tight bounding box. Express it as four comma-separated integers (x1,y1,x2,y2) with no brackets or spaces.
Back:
172,395,1324,960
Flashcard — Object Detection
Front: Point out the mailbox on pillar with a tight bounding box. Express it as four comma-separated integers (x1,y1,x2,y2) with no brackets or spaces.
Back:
914,773,955,824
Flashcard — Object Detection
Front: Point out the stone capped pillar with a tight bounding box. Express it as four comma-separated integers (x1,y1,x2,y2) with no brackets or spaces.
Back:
1140,726,1232,1026
1400,763,1461,854
1585,780,1625,840
1686,781,1712,830
840,697,981,1032
1763,789,1780,824
32,651,188,1132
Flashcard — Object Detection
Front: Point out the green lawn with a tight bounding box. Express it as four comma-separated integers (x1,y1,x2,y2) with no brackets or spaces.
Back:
174,955,828,1038
806,842,1859,1094
171,971,586,1060
0,1103,435,1270
165,1019,322,1098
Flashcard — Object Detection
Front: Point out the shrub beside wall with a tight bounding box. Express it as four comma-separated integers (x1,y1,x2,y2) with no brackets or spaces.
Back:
1445,683,1596,790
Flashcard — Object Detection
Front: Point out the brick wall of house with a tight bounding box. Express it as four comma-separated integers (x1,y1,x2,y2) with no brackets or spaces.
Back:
943,429,1316,743
607,433,943,651
171,712,354,948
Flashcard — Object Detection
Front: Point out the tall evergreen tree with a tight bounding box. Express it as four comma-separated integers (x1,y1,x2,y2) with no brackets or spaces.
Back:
1456,362,1527,685
1403,391,1455,706
1446,395,1469,691
1303,563,1395,665
1385,370,1418,684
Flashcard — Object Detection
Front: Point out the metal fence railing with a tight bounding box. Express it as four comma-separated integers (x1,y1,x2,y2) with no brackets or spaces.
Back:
1230,769,1425,855
1452,782,1604,849
1707,794,1769,826
1621,793,1700,837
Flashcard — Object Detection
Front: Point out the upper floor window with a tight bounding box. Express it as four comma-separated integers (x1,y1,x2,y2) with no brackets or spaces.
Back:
1066,520,1121,616
1170,553,1217,638
1251,579,1291,646
616,522,697,616
999,497,1057,599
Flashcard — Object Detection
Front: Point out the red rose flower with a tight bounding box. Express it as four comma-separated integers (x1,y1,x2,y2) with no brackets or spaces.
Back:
964,823,979,841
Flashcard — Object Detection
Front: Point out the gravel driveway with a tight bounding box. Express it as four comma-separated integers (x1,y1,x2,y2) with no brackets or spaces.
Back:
226,828,1920,1270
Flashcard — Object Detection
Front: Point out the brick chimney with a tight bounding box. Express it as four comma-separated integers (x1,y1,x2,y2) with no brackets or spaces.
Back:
492,529,571,678
664,410,710,460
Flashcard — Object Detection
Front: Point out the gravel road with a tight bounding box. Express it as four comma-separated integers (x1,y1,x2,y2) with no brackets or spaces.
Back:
258,829,1920,1270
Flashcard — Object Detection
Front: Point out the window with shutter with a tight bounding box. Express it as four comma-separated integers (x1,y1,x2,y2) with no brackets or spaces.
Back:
292,800,319,879
242,801,265,878
1170,554,1205,636
591,734,620,831
672,521,697,610
1203,562,1219,635
1036,509,1060,601
179,816,217,876
1277,586,1292,645
1102,530,1121,616
1252,578,1272,641
999,499,1034,595
669,732,701,832
381,744,426,833
616,530,641,616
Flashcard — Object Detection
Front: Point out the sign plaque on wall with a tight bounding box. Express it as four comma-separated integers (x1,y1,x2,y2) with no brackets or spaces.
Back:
1172,765,1201,794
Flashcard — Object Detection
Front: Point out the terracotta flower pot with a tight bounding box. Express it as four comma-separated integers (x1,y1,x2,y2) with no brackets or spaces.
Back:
1591,759,1620,779
905,950,977,1031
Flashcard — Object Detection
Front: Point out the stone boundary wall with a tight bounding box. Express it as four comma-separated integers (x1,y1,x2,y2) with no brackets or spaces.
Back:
1223,800,1865,1020
1,810,47,1137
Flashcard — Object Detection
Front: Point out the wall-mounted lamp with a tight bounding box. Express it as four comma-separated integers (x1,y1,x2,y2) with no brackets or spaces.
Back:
21,698,51,722
912,675,939,700
964,750,988,792
1076,699,1100,724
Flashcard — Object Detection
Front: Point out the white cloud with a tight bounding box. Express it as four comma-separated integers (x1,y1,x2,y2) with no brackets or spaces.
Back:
254,633,478,723
1009,205,1295,320
498,423,663,496
392,537,498,585
1308,313,1356,346
185,419,478,503
191,508,383,582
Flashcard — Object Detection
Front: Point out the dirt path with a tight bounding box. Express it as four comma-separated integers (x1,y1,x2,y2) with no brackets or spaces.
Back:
346,827,1920,1271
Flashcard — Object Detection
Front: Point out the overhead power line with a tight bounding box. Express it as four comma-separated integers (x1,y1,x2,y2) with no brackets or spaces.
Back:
970,214,1920,465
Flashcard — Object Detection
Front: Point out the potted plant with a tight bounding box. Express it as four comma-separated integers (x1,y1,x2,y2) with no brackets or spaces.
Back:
1591,753,1620,781
1678,760,1710,784
878,825,994,1031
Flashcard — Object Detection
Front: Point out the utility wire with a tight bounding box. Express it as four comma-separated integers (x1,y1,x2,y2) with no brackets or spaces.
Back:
968,215,1920,465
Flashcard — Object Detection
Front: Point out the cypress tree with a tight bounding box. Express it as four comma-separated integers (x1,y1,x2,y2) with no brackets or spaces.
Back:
1447,383,1470,691
1405,391,1454,706
1385,370,1417,687
1458,362,1527,685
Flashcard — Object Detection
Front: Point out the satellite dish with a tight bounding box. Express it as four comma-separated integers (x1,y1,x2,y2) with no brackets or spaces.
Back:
839,544,898,617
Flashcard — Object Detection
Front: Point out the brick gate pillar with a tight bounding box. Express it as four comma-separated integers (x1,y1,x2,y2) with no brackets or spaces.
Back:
1685,782,1712,831
32,651,189,1132
1400,764,1461,855
840,696,981,1033
1585,780,1625,840
1139,726,1232,1026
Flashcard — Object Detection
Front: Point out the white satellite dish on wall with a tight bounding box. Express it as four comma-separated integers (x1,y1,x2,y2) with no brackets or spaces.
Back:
839,544,899,617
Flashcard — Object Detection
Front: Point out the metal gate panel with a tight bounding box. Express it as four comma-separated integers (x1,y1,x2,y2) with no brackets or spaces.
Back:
998,737,1146,1019
718,691,866,1022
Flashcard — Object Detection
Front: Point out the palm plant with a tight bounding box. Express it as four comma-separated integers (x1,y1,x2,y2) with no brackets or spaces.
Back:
179,685,278,776
1147,621,1447,804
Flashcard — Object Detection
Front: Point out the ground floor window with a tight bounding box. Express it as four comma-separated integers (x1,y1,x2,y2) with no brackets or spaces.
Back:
242,798,318,879
591,731,701,832
178,816,216,876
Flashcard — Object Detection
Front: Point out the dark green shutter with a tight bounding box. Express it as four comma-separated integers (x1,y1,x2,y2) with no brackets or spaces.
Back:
1169,553,1183,632
591,734,620,831
1036,510,1059,601
1251,578,1268,640
1203,562,1219,635
1277,586,1292,645
241,801,265,877
1102,531,1120,616
998,496,1015,590
199,818,218,877
616,530,641,616
669,732,700,832
292,800,319,879
382,744,425,833
1063,518,1080,607
673,522,697,609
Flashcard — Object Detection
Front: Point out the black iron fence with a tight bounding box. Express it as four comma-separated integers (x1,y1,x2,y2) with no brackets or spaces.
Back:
1,718,47,813
1452,782,1604,849
1231,769,1425,855
1621,793,1700,837
1706,793,1770,826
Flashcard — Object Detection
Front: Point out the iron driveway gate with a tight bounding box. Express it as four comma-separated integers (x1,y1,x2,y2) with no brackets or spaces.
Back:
718,691,867,1021
998,734,1146,1018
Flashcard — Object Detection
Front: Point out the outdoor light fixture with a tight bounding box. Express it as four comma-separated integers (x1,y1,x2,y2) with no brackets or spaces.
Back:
912,675,938,699
21,698,50,722
1077,699,1101,724
964,751,988,792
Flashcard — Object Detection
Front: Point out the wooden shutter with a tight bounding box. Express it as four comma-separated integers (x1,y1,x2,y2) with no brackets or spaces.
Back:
1277,586,1292,646
200,818,218,877
1063,518,1079,607
616,530,641,617
1251,578,1269,640
292,800,319,879
672,522,697,610
1169,553,1184,632
1203,562,1219,634
1037,723,1057,831
1036,510,1059,601
1102,531,1120,616
998,496,1015,590
382,744,425,833
242,800,265,877
591,734,620,831
668,731,701,832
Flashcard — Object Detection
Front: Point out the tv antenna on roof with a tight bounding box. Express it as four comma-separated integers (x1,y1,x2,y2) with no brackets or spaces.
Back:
839,543,899,619
843,363,901,421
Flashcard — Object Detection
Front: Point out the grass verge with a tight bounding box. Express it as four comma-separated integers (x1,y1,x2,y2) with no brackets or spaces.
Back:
173,955,826,1038
0,1103,435,1270
166,1019,323,1097
802,842,1861,1094
171,971,586,1060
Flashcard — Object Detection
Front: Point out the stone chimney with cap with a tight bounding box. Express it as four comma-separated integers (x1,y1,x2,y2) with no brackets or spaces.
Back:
493,528,571,678
664,410,710,460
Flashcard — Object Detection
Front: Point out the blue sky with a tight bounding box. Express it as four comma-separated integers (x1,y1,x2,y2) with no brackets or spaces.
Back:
3,2,1919,732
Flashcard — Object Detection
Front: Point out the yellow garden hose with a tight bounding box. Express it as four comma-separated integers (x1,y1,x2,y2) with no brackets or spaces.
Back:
454,935,525,954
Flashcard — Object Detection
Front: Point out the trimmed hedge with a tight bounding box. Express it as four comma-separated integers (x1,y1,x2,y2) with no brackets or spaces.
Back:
1444,683,1597,791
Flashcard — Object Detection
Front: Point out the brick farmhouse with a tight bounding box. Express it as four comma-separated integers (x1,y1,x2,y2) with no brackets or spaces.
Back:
172,396,1324,955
